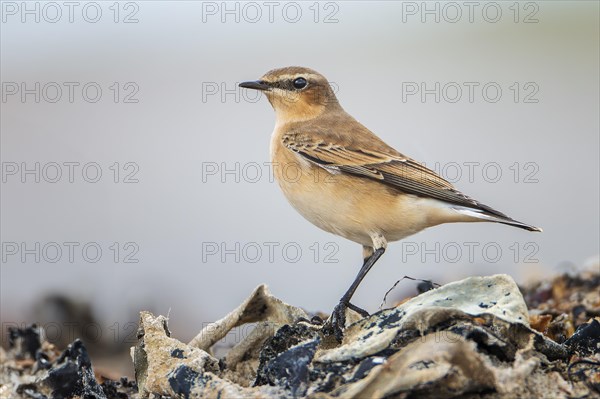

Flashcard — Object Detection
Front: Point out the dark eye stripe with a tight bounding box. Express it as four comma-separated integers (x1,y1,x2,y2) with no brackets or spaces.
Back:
271,78,308,91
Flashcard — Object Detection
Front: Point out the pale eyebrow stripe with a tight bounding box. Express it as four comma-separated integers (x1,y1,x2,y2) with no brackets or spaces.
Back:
263,73,321,82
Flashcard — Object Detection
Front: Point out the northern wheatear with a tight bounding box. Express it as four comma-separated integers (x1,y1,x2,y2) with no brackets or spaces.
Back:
239,66,541,341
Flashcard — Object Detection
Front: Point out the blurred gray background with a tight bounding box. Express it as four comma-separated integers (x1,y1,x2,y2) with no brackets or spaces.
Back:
1,0,598,369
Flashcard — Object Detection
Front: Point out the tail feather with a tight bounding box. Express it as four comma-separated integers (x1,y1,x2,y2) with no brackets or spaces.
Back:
454,207,542,232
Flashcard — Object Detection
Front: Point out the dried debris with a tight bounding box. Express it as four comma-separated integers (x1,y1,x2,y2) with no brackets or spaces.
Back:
523,271,600,342
1,326,137,398
1,271,599,398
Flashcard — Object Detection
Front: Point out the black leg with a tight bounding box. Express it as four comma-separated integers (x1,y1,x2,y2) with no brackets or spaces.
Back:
340,248,385,304
325,247,386,341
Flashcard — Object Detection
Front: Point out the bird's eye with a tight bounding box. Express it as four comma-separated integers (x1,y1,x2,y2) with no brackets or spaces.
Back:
293,77,307,89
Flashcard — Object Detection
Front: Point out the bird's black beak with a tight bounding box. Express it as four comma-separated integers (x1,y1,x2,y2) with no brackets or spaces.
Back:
239,80,271,91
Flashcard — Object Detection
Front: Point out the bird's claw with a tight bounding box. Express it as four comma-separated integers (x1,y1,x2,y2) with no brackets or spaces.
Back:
346,302,370,318
323,302,349,343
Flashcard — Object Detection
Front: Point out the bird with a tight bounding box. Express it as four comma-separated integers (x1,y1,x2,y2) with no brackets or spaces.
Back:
239,66,541,341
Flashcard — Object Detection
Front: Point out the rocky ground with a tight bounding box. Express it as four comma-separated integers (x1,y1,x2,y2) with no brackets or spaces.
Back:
1,271,599,398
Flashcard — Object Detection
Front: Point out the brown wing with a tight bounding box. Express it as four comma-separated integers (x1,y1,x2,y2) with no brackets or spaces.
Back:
281,130,510,219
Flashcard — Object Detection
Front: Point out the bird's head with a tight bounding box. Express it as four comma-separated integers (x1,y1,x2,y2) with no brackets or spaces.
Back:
239,66,341,123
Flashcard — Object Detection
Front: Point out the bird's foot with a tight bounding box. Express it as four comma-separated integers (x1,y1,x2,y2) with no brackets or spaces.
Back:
323,301,371,342
323,301,347,342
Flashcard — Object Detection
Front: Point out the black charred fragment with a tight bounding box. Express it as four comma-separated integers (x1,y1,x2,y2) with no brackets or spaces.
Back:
351,357,386,381
120,376,137,389
409,359,435,370
255,324,320,395
16,384,48,399
42,339,106,399
376,309,403,328
306,347,390,392
362,331,374,340
417,280,436,294
389,328,422,349
100,377,137,399
533,333,570,361
568,360,600,394
171,348,186,359
162,318,172,338
35,351,52,370
6,326,131,398
257,338,320,396
572,305,587,319
448,323,515,362
218,357,227,371
133,318,149,393
563,273,600,290
168,365,202,399
311,361,353,391
564,319,600,356
255,323,319,383
8,325,42,359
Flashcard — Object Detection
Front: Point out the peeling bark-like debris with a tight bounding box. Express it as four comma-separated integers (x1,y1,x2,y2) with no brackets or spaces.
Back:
188,284,309,352
2,273,599,398
128,275,599,398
